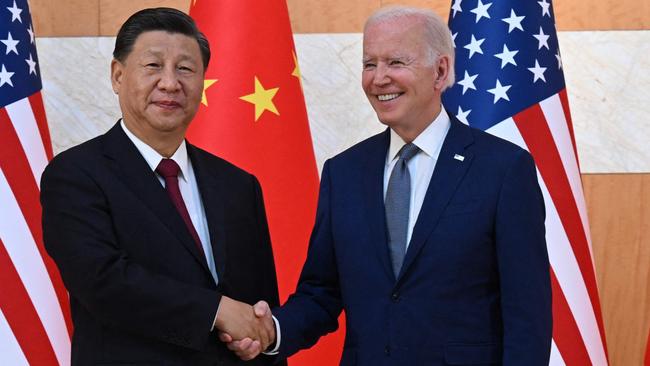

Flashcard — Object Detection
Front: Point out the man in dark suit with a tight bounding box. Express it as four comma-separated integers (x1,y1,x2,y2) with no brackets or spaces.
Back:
223,6,552,365
41,8,280,365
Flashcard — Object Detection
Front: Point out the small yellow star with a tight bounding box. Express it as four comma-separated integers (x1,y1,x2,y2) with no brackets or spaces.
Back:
292,51,301,80
201,79,217,106
292,51,303,91
239,77,280,121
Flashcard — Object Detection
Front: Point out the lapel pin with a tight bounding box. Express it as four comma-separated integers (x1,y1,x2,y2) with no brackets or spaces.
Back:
453,154,465,162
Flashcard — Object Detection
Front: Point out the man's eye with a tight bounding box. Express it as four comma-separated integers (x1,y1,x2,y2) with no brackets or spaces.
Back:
145,63,160,68
363,63,376,70
390,60,404,66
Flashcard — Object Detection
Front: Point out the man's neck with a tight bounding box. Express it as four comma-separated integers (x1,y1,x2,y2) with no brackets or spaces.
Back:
121,119,184,158
392,104,442,143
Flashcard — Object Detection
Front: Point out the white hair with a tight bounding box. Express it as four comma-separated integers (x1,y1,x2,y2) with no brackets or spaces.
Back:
364,6,456,89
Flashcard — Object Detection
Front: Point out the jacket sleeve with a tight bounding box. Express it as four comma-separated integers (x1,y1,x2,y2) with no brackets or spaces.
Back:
495,149,552,365
273,160,343,359
40,155,220,350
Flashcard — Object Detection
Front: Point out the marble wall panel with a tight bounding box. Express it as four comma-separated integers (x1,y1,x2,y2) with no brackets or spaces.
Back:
559,31,650,173
37,38,119,154
36,30,650,173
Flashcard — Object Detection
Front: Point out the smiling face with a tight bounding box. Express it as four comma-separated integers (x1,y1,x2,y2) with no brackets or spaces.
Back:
111,30,204,153
362,17,448,141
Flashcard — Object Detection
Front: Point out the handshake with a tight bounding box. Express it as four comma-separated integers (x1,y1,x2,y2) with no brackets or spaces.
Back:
214,296,276,360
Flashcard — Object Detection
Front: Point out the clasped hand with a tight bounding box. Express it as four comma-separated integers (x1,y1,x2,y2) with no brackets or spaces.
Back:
214,296,274,360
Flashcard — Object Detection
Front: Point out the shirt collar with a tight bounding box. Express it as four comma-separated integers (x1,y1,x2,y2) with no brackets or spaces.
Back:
120,120,190,182
386,108,451,165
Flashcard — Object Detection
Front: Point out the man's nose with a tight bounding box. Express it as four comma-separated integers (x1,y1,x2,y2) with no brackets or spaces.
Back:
158,66,181,91
373,64,390,86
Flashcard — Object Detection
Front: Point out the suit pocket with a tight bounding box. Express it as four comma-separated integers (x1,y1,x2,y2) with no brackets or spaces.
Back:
444,342,502,365
442,199,481,217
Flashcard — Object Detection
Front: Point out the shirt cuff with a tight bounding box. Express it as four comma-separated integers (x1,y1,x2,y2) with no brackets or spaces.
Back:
262,315,281,355
211,310,218,331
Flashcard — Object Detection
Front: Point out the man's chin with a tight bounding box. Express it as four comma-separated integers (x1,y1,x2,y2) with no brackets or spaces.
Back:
147,118,190,134
376,115,401,129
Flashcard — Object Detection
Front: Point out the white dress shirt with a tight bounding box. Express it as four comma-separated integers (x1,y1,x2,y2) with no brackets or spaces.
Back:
120,121,219,285
383,109,451,248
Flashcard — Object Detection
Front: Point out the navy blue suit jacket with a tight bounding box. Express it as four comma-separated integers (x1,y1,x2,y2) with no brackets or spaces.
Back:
274,118,552,365
41,123,283,365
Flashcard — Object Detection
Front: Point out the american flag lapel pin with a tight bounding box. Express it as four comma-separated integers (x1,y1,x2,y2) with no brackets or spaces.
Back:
453,154,465,162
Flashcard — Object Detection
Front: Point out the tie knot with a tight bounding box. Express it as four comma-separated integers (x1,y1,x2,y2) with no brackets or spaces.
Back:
398,143,420,163
156,158,180,178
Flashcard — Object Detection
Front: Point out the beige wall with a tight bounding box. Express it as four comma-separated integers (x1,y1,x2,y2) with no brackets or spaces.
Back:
30,1,650,365
30,0,650,36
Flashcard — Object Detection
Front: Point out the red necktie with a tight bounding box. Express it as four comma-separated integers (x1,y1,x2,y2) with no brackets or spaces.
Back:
156,158,205,259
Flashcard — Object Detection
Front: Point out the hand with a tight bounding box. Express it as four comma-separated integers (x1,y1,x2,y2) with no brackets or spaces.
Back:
218,300,274,360
215,297,274,355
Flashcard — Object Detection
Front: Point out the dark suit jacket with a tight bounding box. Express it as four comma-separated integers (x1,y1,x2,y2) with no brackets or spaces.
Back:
41,122,282,366
274,118,552,365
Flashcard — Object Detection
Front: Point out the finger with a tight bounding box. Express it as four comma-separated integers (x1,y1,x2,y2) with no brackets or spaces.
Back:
234,340,259,360
226,337,253,351
235,338,253,350
236,340,262,361
218,332,233,343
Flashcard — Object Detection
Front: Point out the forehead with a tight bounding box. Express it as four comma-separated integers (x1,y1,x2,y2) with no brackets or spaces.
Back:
363,18,426,57
130,30,201,58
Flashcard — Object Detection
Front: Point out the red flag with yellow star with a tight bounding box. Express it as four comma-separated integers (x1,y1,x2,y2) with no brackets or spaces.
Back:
187,1,343,364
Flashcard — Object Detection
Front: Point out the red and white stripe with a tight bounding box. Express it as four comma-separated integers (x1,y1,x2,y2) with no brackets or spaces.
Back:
0,93,71,365
487,91,608,366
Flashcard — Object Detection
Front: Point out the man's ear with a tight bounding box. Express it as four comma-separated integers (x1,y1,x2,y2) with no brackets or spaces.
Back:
434,54,451,91
110,59,123,95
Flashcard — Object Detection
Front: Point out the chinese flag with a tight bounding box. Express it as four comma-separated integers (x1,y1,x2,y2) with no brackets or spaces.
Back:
187,1,343,365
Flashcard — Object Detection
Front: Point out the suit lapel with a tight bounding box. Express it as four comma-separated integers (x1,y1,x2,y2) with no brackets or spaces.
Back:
362,130,395,280
187,145,228,282
101,123,211,273
397,118,475,283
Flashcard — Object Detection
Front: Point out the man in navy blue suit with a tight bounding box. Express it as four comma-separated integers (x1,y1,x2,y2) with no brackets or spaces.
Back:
223,6,552,365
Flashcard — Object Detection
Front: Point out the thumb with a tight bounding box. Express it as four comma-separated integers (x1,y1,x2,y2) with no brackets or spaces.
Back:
253,300,271,318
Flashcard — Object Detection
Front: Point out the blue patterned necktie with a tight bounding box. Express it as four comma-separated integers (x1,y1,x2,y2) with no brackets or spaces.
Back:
385,143,420,277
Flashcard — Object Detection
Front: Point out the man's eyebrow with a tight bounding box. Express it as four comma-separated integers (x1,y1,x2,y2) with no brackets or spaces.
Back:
140,50,197,63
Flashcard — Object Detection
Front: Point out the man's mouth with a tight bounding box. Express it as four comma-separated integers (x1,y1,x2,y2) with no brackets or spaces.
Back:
377,93,401,101
153,101,181,109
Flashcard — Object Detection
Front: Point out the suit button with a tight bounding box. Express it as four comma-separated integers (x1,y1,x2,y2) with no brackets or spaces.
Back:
391,293,400,302
384,345,390,355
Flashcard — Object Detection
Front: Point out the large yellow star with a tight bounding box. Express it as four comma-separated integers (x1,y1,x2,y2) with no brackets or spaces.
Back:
239,77,280,121
201,79,217,106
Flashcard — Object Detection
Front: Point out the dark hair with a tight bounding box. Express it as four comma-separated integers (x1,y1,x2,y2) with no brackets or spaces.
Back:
113,7,210,69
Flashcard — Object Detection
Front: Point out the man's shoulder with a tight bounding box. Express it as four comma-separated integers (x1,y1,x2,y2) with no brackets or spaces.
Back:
457,123,537,182
47,131,107,170
329,129,388,164
463,123,530,160
187,143,255,182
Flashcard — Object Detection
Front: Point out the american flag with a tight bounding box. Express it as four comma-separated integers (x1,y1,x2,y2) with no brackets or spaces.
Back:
443,0,608,365
0,0,71,364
